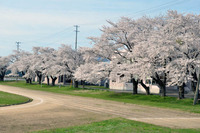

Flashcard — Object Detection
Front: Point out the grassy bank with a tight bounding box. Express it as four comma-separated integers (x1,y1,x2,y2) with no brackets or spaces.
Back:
0,81,200,113
0,90,31,106
32,118,200,133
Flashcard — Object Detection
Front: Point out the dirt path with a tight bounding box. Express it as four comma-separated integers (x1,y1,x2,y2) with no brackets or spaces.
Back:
0,85,200,133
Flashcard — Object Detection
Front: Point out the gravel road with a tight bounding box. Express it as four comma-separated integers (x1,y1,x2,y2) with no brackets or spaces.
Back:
0,85,200,133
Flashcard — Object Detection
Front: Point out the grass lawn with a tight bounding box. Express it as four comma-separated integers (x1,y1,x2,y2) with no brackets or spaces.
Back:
1,81,200,113
32,118,200,133
0,90,31,106
84,85,109,89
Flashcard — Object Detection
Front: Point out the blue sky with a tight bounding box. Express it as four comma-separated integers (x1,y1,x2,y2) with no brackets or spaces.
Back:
0,0,199,56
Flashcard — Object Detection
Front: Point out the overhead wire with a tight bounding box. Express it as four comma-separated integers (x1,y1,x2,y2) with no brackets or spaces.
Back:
125,0,186,18
23,26,73,44
22,0,187,47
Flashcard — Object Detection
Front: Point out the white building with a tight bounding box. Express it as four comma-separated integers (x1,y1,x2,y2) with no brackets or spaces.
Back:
109,75,192,94
109,77,161,94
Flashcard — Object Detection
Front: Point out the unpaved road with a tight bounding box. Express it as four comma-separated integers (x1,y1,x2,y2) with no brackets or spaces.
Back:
1,85,200,133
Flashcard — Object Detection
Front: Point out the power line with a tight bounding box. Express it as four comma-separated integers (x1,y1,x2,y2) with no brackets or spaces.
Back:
80,0,186,26
74,25,80,51
24,26,73,44
21,0,187,48
124,0,186,18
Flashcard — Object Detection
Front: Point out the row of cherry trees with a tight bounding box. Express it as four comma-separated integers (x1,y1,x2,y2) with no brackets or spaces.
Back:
1,10,200,98
4,45,83,86
75,10,200,98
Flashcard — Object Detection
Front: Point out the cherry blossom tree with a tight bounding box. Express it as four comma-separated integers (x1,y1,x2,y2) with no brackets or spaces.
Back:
131,11,200,98
8,51,34,83
30,47,57,85
81,10,200,98
74,62,112,87
164,11,200,99
86,17,154,94
0,56,10,81
57,44,84,87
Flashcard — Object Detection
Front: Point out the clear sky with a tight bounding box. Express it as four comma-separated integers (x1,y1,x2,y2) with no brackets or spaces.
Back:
0,0,199,56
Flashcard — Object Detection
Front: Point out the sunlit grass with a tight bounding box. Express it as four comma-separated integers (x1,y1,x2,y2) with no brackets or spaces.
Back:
32,118,200,133
0,90,31,106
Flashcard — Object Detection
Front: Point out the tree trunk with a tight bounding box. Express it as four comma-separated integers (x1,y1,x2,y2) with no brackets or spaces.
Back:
63,75,66,85
104,79,109,88
51,76,57,86
140,80,150,95
160,85,166,97
153,78,166,96
194,71,200,105
178,84,185,99
58,76,61,83
0,75,4,81
73,79,78,88
0,71,5,81
37,74,42,84
35,71,42,84
192,71,198,93
191,81,197,93
28,78,32,84
152,73,166,97
162,59,167,97
82,80,85,89
26,78,30,83
25,78,32,84
47,76,49,85
132,78,138,95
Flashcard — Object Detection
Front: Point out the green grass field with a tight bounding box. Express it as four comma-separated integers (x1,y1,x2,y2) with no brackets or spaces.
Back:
84,85,109,89
32,118,200,133
1,81,200,113
0,90,31,106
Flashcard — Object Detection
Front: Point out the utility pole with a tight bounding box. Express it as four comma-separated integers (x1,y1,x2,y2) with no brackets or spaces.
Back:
74,25,79,51
73,25,79,88
15,41,21,82
16,42,21,52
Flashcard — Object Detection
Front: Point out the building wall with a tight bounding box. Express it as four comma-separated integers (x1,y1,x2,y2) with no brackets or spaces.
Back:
110,81,160,94
110,81,125,90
